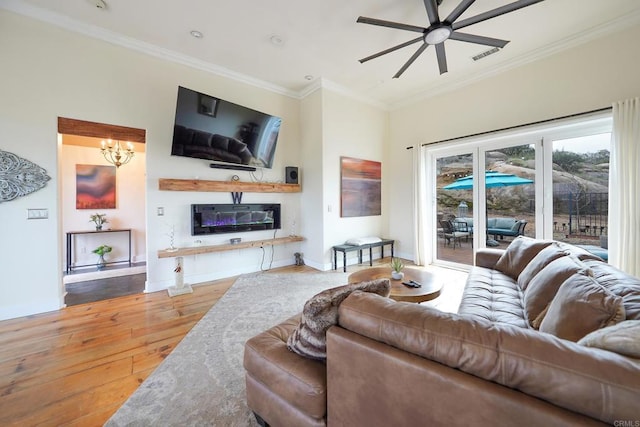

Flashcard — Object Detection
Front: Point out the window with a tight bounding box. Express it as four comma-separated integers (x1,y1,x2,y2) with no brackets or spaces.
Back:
424,110,611,268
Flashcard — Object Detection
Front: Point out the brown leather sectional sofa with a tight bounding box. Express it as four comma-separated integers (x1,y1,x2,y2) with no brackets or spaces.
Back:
244,238,640,426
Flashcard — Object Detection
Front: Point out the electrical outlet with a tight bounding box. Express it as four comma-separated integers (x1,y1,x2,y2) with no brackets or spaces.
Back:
157,207,164,216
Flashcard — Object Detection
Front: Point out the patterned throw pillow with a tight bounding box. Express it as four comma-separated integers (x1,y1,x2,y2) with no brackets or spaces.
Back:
578,320,640,358
287,279,391,361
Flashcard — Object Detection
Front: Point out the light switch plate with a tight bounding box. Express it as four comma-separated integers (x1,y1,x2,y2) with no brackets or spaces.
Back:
27,208,48,219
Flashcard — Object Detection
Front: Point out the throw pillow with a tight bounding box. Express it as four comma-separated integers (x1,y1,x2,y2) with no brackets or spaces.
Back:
286,279,391,361
539,273,625,341
578,320,640,359
494,236,553,280
523,255,591,326
517,243,569,290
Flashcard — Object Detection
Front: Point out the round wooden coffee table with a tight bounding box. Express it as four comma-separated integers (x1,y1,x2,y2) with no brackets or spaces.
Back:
348,267,442,303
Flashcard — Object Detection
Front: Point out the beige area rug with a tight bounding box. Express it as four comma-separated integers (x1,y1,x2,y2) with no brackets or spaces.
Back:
105,266,467,426
105,270,350,427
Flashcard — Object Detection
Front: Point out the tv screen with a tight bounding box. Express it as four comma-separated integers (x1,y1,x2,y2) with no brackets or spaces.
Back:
171,86,282,169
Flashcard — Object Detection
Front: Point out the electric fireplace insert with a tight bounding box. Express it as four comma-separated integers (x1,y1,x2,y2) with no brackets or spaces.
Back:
191,203,281,236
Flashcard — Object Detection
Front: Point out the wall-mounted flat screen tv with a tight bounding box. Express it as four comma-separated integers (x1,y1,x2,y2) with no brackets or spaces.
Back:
171,86,282,169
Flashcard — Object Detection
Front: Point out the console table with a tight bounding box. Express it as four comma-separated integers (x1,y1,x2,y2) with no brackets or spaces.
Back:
332,239,395,272
66,228,132,273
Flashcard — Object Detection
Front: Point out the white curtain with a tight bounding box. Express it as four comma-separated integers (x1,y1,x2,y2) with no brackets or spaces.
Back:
412,145,427,265
609,97,640,277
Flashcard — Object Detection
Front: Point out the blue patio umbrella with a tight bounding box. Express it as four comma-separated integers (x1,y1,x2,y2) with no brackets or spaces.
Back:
442,171,533,190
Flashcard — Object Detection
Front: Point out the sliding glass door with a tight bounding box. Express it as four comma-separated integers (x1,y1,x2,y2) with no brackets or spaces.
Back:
424,110,611,269
548,132,611,250
435,151,474,265
481,140,539,248
432,139,540,267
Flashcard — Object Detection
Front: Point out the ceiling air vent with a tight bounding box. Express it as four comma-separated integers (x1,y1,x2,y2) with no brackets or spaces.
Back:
472,47,500,61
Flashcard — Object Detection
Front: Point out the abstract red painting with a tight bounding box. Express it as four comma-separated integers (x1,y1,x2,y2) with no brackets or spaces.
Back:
76,164,116,209
340,156,381,217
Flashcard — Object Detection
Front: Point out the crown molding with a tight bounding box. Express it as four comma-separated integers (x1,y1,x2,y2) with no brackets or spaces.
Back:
0,0,300,99
2,0,638,111
299,78,389,110
390,8,640,110
0,0,387,109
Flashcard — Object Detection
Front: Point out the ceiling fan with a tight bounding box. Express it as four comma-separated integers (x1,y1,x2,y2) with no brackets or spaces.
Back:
357,0,544,78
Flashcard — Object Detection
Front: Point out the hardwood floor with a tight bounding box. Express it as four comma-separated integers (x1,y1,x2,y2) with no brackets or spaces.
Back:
0,259,444,426
0,273,243,426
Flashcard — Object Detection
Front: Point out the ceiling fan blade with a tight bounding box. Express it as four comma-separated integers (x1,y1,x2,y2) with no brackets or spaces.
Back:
393,43,429,78
423,0,440,25
444,0,475,24
359,37,424,63
452,0,544,31
449,32,509,48
357,16,427,33
435,43,448,74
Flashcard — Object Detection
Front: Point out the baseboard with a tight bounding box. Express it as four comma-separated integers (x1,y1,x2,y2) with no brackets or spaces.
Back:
0,298,61,321
64,265,146,284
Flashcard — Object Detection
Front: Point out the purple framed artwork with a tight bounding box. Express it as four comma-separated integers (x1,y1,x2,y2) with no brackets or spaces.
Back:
76,164,116,209
340,156,381,217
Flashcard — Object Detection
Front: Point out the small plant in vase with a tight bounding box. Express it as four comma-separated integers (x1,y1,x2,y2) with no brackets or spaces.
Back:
89,213,108,231
390,258,405,280
92,244,112,270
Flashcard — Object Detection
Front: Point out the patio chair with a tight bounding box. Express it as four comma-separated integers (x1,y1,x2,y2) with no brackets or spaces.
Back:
439,220,470,249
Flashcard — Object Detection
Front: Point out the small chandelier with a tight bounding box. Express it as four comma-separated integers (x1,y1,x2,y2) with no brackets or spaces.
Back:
100,139,134,168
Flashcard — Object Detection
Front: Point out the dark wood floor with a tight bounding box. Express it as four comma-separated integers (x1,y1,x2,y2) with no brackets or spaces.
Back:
65,273,146,306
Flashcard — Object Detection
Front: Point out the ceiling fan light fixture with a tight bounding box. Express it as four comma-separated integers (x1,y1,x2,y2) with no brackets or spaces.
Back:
424,26,451,45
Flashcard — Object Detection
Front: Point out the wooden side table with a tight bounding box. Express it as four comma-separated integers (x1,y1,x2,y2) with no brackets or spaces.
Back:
348,266,441,303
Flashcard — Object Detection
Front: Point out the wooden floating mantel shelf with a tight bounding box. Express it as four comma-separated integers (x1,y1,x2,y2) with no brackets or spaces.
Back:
159,178,301,193
158,235,304,258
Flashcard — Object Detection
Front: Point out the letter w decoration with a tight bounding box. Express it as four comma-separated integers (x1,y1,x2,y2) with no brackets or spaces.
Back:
231,192,243,204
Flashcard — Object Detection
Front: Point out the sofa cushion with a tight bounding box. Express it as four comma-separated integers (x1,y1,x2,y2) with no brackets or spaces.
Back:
539,273,626,341
227,137,247,154
517,243,570,290
494,217,517,229
494,236,553,280
243,315,328,420
583,259,640,321
286,279,390,360
210,134,229,151
172,124,194,146
578,320,640,359
457,267,527,328
524,255,591,327
191,129,213,147
338,292,640,424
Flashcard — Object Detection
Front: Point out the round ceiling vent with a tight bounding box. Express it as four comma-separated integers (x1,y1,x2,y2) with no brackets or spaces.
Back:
89,0,107,10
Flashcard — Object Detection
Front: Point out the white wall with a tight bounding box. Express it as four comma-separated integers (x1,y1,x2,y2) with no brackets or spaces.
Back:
388,24,640,261
60,143,146,268
298,87,388,270
320,89,388,269
299,89,325,269
0,10,303,319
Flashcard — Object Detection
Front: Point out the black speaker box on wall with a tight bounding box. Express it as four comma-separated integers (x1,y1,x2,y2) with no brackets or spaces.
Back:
285,166,299,184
